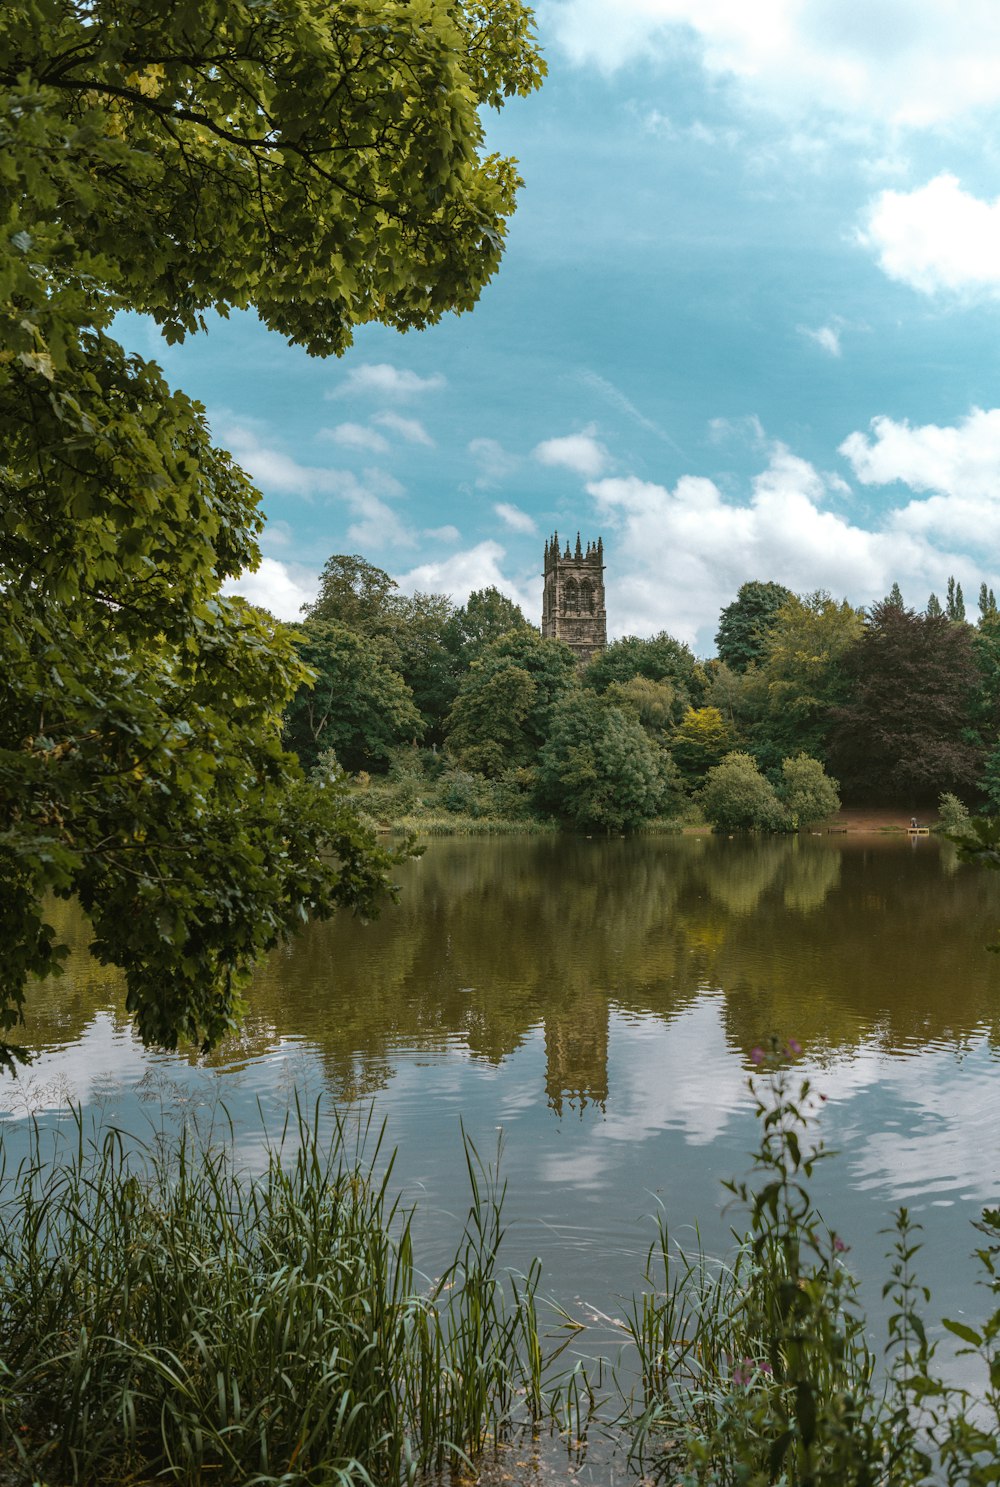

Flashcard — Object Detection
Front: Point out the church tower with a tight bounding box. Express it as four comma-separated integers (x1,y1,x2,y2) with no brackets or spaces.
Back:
541,531,607,665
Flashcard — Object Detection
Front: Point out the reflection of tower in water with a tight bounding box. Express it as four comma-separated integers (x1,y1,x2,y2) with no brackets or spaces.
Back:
544,997,610,1114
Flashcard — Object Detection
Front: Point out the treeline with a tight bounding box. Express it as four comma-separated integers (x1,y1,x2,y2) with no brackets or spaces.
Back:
273,558,1000,832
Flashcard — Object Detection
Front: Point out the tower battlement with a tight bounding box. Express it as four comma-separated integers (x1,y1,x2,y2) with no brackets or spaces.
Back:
541,531,607,664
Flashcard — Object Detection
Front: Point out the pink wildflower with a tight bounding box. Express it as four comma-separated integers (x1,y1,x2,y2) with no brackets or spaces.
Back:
787,1038,802,1056
833,1235,849,1253
750,1046,765,1066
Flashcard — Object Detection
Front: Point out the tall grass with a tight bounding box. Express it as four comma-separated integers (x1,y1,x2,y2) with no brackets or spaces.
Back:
0,1106,543,1486
622,1040,1000,1485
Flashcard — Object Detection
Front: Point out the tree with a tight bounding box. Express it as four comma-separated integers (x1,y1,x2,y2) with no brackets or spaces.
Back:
885,582,905,610
446,663,539,777
446,587,531,664
535,693,680,833
0,1,544,1068
946,576,967,623
778,754,840,827
755,591,864,765
927,593,944,618
584,632,702,717
699,753,789,833
979,583,998,623
715,581,794,673
446,630,578,773
306,557,403,634
604,676,678,735
829,601,982,803
671,707,734,789
283,621,423,773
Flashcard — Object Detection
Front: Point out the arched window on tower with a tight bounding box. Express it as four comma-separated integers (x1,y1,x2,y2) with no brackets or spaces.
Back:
563,578,579,613
579,580,594,614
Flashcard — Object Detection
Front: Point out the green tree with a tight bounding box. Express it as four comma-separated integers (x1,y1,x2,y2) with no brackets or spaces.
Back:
446,587,531,665
584,632,702,716
446,663,539,777
979,583,998,623
946,576,967,623
927,593,944,618
283,621,423,773
829,601,982,803
700,753,790,833
605,676,678,735
0,1,543,1067
884,581,905,609
671,707,734,789
535,693,680,832
715,580,794,672
446,630,577,773
778,754,840,827
755,591,864,765
305,558,458,740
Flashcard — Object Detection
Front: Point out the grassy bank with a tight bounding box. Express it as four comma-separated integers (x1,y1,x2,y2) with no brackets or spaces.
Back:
0,1110,543,1486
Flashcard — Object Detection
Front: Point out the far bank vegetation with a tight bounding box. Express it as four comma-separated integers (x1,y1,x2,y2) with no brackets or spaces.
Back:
278,560,1000,836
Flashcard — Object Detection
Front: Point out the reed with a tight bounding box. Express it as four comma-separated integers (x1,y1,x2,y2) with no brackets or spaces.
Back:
0,1105,544,1486
622,1041,1000,1484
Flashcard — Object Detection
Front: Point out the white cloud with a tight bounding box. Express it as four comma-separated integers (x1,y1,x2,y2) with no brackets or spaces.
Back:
319,422,390,455
215,419,417,549
860,175,1000,298
468,437,520,488
330,363,446,399
373,412,435,447
494,502,538,536
543,0,1000,126
586,440,980,649
424,524,461,543
394,541,538,615
222,557,317,620
799,323,843,357
535,427,611,479
841,408,1000,547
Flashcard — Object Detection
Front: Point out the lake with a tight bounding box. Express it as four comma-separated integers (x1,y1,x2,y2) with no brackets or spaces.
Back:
4,832,1000,1482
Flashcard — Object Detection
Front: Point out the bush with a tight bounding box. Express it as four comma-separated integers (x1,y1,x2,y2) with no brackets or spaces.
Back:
779,753,840,827
700,752,790,832
937,790,972,835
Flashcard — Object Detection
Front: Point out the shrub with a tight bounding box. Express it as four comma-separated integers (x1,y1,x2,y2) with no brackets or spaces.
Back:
779,753,841,827
700,752,790,832
937,790,972,835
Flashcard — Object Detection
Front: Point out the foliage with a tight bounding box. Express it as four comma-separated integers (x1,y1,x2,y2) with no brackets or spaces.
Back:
584,632,702,715
937,791,972,835
699,753,790,833
671,706,736,789
756,591,865,765
829,601,983,804
605,675,678,735
447,631,578,775
446,587,531,665
535,692,680,833
1,0,544,1065
946,576,967,624
283,620,423,773
715,581,794,673
626,1042,1000,1486
306,556,403,633
0,1108,543,1485
778,754,840,828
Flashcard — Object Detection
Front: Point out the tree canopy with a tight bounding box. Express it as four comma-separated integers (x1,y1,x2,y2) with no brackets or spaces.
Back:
715,581,794,672
0,0,545,1069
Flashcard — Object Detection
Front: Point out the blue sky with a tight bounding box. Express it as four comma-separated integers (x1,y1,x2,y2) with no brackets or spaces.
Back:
125,0,1000,655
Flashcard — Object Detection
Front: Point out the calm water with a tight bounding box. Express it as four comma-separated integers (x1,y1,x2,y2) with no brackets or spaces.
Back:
4,832,1000,1480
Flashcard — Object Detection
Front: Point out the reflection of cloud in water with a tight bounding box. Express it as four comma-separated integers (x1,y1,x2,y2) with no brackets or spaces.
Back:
808,1040,1000,1205
602,996,750,1147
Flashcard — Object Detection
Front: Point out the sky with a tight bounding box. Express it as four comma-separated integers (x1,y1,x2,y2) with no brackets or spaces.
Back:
123,0,1000,656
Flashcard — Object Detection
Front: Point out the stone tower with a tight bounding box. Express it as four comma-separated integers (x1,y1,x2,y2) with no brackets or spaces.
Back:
541,531,607,664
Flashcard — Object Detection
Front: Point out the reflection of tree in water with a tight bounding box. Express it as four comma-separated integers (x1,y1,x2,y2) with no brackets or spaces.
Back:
698,838,788,917
16,839,1000,1111
781,840,842,914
